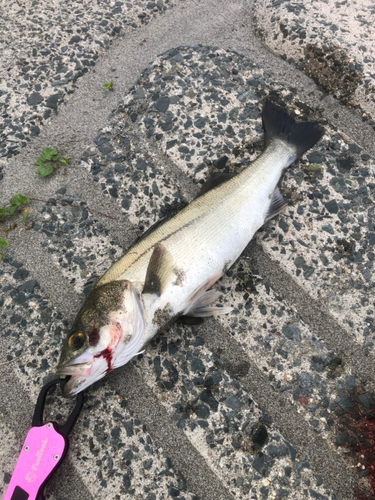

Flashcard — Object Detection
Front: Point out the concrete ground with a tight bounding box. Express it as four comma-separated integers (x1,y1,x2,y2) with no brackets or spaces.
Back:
1,1,375,499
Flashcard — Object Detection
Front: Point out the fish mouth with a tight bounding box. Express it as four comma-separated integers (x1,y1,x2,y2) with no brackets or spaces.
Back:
56,350,112,397
61,373,91,397
56,287,146,397
56,362,93,397
56,360,92,377
56,349,96,396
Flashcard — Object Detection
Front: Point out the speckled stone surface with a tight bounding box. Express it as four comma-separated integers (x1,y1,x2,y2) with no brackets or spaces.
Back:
133,324,339,500
30,192,124,294
2,2,375,500
0,0,175,159
254,0,375,129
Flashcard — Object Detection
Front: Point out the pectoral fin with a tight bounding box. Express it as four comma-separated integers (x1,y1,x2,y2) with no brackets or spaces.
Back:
183,273,232,318
142,244,174,296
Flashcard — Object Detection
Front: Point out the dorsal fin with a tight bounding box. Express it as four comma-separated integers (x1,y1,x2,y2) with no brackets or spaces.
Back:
131,215,172,248
195,172,235,199
265,187,288,222
142,244,174,296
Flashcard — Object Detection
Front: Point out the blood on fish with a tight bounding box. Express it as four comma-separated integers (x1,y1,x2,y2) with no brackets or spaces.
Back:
88,327,100,346
93,321,122,374
94,347,113,373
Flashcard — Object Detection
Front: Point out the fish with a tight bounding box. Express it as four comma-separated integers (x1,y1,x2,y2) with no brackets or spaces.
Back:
56,101,324,396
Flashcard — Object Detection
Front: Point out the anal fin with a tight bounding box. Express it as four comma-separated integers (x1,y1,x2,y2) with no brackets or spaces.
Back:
265,187,288,222
142,244,174,296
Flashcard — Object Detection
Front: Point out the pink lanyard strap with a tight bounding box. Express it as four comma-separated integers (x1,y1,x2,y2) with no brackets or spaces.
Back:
3,379,84,500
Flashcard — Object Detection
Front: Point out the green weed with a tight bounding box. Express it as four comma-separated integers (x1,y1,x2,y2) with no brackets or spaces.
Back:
102,81,113,91
0,194,29,259
35,147,71,177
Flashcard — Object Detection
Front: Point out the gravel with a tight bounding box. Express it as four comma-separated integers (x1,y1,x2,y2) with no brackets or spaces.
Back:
0,0,176,159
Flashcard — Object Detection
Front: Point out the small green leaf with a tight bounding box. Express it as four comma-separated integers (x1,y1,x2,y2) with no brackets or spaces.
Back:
102,81,113,90
12,194,29,206
41,147,59,161
37,162,54,178
7,204,18,217
41,148,52,160
51,152,60,161
0,194,29,220
0,238,9,248
60,157,71,165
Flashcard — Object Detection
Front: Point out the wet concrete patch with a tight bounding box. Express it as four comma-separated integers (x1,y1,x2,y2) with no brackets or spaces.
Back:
303,43,363,103
253,0,375,129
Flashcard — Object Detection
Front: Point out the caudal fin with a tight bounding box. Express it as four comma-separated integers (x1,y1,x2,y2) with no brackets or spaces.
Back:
262,101,325,161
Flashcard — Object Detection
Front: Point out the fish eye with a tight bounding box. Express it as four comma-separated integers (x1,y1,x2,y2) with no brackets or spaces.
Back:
68,332,85,349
